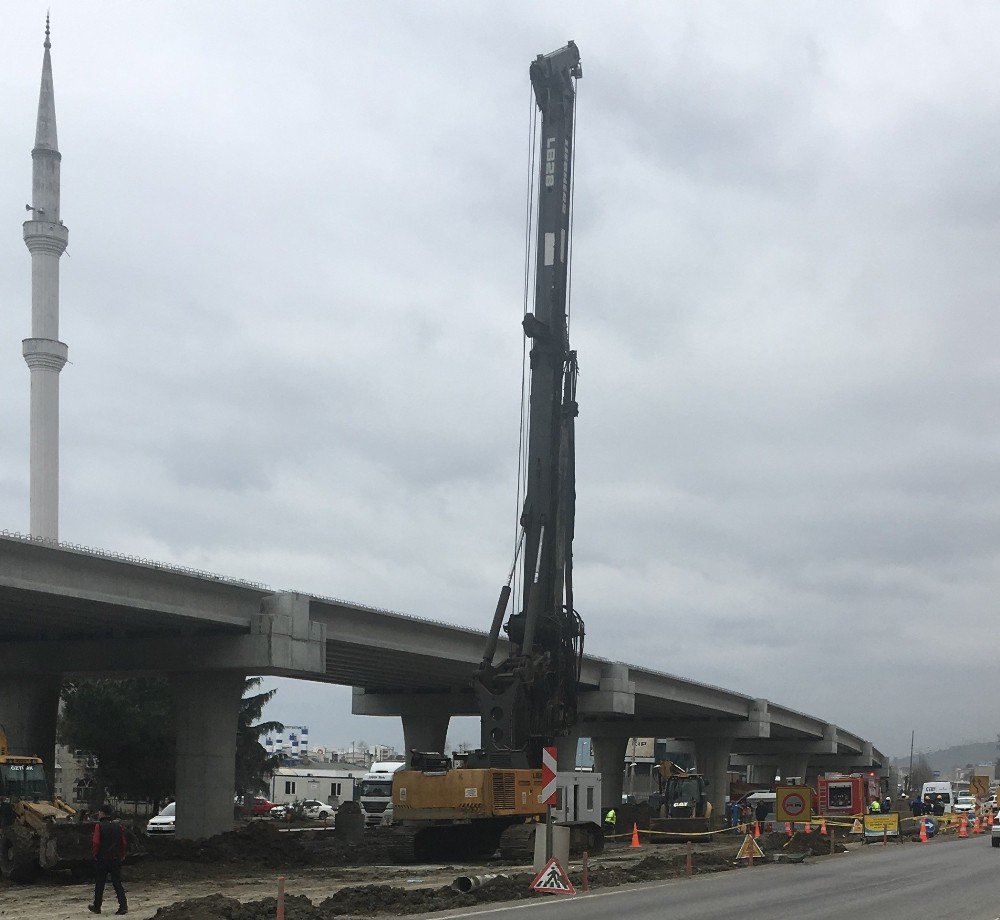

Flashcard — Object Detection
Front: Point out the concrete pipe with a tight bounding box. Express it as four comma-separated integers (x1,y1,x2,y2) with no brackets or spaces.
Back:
451,873,504,893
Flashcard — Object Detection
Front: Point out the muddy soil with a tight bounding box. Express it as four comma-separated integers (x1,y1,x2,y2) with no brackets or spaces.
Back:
2,826,874,919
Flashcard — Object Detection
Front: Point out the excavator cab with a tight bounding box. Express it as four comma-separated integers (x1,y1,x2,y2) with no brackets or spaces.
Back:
662,774,710,820
0,760,50,803
0,726,51,804
649,761,713,839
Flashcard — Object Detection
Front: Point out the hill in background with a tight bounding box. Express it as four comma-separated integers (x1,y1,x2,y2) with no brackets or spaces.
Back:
892,740,998,776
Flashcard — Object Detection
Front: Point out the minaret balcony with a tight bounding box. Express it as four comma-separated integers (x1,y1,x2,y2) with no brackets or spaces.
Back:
22,338,68,372
23,219,68,255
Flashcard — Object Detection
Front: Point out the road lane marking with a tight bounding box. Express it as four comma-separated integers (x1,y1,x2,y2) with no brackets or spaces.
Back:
429,879,683,919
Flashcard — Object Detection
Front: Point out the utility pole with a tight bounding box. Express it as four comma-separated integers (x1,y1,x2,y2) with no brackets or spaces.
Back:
908,731,915,796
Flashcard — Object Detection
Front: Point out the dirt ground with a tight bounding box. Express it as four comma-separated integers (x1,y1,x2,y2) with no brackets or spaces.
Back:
0,821,953,919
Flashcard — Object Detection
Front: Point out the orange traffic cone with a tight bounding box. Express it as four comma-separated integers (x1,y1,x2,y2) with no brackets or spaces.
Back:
988,812,995,827
785,822,792,837
919,819,928,843
958,815,968,838
630,823,641,848
973,816,982,835
753,820,761,838
820,817,828,836
804,820,812,835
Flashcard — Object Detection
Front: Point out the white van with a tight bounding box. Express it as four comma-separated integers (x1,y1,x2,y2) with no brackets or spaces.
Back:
921,781,956,813
745,791,777,822
359,761,405,827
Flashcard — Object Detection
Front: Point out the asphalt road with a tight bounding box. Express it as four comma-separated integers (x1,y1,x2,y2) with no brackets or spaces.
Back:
427,835,1000,920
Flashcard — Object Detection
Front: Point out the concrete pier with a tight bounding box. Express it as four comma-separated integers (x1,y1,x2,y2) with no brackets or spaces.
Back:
0,673,61,781
171,671,245,839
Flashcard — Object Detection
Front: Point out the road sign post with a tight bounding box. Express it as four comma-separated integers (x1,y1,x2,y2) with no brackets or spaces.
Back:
541,746,557,860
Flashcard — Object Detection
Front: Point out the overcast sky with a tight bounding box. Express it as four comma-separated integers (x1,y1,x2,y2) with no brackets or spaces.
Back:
2,2,998,760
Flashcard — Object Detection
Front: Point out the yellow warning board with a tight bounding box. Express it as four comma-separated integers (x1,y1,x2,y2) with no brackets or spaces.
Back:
776,785,813,823
863,813,899,838
970,775,990,799
736,834,765,859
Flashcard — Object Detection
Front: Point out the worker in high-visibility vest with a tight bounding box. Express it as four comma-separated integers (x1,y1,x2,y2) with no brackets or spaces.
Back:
604,808,617,836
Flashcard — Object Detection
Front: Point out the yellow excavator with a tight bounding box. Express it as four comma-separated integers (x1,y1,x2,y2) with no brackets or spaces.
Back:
648,761,713,840
0,724,95,882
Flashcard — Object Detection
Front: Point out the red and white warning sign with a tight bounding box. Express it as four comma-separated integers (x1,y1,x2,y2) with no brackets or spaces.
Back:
530,857,576,895
539,745,557,806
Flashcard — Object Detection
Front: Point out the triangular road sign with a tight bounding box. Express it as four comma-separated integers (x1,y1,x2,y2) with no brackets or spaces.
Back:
736,834,765,859
851,818,863,833
530,857,576,895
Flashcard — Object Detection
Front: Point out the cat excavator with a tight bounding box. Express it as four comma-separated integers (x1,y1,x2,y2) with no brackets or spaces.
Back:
388,40,599,862
0,724,95,882
648,761,713,841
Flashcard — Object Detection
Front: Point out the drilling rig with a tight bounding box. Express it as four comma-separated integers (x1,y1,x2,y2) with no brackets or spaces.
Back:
390,40,597,861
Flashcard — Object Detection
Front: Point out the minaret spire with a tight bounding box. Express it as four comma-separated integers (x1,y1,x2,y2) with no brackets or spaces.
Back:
23,17,69,541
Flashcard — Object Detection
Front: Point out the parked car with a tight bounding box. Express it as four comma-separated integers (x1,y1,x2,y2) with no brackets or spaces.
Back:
955,795,978,815
237,797,275,817
146,802,176,835
302,799,335,820
992,813,1000,848
269,804,288,820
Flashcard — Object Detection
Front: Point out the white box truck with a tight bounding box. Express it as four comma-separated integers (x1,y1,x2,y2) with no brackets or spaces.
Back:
359,761,405,827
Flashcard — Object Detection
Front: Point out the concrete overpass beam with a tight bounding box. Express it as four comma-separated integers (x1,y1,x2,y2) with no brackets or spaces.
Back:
777,755,810,784
351,688,475,717
694,737,733,824
0,673,61,783
749,699,770,738
592,736,628,816
171,671,244,840
730,755,778,785
577,663,635,716
401,714,450,765
749,763,778,785
555,733,578,771
822,723,839,754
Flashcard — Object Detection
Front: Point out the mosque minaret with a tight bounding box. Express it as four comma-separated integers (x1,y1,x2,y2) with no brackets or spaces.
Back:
22,16,69,541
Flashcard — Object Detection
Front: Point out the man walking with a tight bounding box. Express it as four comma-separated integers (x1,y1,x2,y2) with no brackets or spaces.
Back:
88,804,128,915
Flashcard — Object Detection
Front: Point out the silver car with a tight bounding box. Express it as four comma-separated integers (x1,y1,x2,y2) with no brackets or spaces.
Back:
146,802,175,835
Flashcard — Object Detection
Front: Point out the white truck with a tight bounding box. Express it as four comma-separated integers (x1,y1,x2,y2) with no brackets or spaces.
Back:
359,761,405,827
921,781,957,813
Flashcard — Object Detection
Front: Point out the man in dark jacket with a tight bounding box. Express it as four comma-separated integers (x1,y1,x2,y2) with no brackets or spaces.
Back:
754,799,769,825
88,804,127,915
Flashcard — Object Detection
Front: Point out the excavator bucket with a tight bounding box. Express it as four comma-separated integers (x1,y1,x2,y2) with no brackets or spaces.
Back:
38,820,95,870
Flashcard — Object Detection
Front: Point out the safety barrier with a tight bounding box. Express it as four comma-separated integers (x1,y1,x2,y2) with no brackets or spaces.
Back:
605,812,973,842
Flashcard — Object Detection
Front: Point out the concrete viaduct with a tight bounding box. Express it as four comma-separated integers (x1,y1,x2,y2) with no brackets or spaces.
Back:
0,533,886,837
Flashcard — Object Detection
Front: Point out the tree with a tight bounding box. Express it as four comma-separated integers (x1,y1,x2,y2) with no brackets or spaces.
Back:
907,755,933,796
61,676,283,807
234,678,283,800
59,678,175,807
